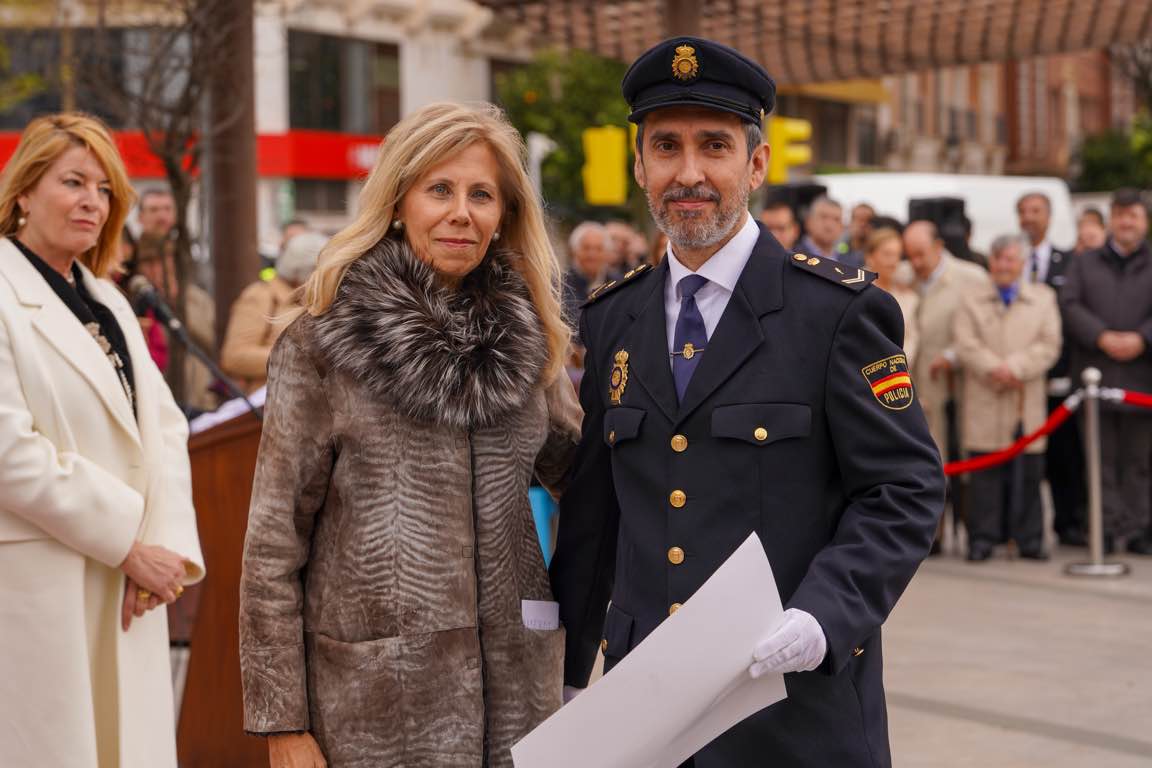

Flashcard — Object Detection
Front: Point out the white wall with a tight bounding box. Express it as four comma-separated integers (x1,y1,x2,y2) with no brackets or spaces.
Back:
400,31,491,116
249,0,515,244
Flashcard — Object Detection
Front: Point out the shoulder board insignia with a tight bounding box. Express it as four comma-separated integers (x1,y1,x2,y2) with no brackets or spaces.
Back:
789,253,876,292
583,263,655,306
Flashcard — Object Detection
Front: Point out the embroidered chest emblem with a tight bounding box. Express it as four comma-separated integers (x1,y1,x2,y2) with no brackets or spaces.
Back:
609,349,629,405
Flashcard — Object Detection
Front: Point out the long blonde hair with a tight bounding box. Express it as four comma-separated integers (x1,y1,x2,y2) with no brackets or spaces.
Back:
0,113,135,277
303,102,569,381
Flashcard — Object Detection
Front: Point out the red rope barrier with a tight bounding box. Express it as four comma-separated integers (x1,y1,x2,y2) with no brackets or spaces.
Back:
943,404,1075,476
1122,389,1152,409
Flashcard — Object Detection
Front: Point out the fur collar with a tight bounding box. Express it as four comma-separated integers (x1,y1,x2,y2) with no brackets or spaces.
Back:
313,236,547,430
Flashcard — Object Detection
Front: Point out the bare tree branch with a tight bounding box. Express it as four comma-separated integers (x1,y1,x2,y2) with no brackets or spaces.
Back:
65,0,259,400
1112,42,1152,114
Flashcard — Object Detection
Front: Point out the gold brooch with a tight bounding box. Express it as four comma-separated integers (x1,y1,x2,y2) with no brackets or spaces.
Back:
609,349,629,405
672,44,699,81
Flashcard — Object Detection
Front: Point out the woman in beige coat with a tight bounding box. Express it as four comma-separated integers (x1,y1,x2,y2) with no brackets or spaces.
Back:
0,114,204,767
953,235,1061,561
239,102,581,768
864,227,920,366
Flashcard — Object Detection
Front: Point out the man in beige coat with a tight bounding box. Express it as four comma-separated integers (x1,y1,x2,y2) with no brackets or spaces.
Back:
903,221,989,456
953,235,1061,560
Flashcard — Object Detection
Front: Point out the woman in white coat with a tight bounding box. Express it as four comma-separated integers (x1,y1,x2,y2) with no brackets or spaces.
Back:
0,113,205,767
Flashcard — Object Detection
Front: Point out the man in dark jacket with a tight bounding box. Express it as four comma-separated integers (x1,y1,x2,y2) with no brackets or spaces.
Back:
551,37,945,767
1061,188,1152,554
1017,191,1085,545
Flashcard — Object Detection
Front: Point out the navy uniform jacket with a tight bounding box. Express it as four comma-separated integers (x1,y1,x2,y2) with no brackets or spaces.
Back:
550,224,945,767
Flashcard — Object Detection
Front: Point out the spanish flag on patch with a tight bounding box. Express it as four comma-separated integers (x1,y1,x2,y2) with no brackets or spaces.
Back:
861,354,914,411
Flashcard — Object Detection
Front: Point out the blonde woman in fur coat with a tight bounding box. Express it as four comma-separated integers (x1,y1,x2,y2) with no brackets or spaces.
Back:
239,102,581,768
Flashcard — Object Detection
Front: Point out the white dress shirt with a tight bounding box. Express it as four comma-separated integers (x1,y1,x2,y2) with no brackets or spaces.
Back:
664,214,760,361
916,253,948,295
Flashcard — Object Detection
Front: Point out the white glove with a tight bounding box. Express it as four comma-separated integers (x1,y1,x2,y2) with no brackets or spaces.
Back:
563,685,583,704
748,608,827,678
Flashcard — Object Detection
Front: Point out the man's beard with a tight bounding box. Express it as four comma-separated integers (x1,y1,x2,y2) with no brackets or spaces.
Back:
649,178,750,250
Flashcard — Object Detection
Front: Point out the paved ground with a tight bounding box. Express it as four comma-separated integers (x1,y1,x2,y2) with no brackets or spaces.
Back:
885,545,1152,767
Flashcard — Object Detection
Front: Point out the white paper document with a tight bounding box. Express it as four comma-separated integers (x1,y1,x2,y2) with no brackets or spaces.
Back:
512,533,786,768
522,600,561,631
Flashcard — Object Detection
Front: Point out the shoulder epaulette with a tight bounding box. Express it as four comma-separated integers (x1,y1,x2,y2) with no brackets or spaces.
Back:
788,252,876,292
582,262,655,306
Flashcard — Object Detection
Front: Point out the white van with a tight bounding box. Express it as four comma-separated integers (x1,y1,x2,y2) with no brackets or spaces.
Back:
812,172,1076,254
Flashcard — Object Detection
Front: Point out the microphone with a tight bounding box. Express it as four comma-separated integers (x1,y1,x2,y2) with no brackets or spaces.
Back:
128,275,190,343
127,275,262,421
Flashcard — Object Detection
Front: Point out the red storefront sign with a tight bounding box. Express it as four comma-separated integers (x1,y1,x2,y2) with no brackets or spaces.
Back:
0,129,383,180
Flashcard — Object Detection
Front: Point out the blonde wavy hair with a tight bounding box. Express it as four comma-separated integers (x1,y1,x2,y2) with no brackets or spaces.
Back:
303,102,569,381
0,113,135,277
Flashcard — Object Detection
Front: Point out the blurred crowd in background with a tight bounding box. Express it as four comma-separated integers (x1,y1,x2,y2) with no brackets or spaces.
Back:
121,177,1152,566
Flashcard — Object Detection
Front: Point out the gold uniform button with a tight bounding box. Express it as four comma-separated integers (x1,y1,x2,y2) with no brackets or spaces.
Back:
669,602,683,615
608,430,616,445
807,257,821,266
670,434,688,452
754,427,768,442
601,639,609,653
852,647,864,657
793,253,807,261
669,490,687,508
668,546,685,565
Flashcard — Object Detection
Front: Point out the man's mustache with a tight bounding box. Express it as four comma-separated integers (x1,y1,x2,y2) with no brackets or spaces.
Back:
662,185,721,204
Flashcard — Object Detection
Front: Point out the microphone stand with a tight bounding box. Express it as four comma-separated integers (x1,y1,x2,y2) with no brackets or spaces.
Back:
130,276,262,422
162,315,263,422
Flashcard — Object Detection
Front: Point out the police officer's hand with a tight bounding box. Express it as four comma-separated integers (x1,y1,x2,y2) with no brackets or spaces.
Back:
749,609,827,678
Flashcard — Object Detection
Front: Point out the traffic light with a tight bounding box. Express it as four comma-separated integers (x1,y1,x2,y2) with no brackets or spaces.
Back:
767,116,813,184
581,126,629,206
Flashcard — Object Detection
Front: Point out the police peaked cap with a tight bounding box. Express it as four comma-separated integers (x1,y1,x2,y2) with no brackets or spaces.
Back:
622,37,776,124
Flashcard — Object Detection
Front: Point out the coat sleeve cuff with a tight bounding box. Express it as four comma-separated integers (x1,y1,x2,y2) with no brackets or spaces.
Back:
241,644,310,734
786,594,852,676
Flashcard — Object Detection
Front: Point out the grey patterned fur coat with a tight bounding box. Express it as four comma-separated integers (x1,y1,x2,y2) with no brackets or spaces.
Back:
239,236,582,767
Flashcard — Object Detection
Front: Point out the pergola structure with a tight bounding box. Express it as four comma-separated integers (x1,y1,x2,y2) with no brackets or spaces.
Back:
475,0,1152,84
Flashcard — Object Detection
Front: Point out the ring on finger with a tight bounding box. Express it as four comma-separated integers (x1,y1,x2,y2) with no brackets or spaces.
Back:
174,585,184,598
137,588,152,602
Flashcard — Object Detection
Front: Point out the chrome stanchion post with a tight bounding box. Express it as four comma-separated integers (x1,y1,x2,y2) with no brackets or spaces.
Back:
1066,368,1130,577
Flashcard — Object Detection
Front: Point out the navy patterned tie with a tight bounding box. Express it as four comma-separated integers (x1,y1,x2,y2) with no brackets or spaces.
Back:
672,274,709,402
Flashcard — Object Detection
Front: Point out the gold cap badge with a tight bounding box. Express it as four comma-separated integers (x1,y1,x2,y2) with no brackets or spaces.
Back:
609,349,630,405
672,44,699,81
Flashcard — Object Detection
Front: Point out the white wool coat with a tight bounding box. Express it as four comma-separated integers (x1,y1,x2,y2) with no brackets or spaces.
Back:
0,237,204,767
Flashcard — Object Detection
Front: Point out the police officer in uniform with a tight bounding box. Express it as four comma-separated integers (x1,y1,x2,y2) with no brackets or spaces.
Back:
550,37,945,767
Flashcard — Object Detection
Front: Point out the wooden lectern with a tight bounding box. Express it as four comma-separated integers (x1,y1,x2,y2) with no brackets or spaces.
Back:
176,412,268,766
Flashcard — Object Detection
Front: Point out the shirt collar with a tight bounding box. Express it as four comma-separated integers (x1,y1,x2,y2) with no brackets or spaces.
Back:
997,283,1018,305
665,213,759,297
1107,237,1149,259
1031,239,1051,259
919,253,949,291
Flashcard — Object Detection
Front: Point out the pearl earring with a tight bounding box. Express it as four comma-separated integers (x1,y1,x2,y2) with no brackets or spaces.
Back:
391,220,403,231
492,231,501,241
17,213,27,228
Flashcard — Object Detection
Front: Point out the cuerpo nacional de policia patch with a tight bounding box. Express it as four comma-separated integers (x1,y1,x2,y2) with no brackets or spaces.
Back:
862,354,914,410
